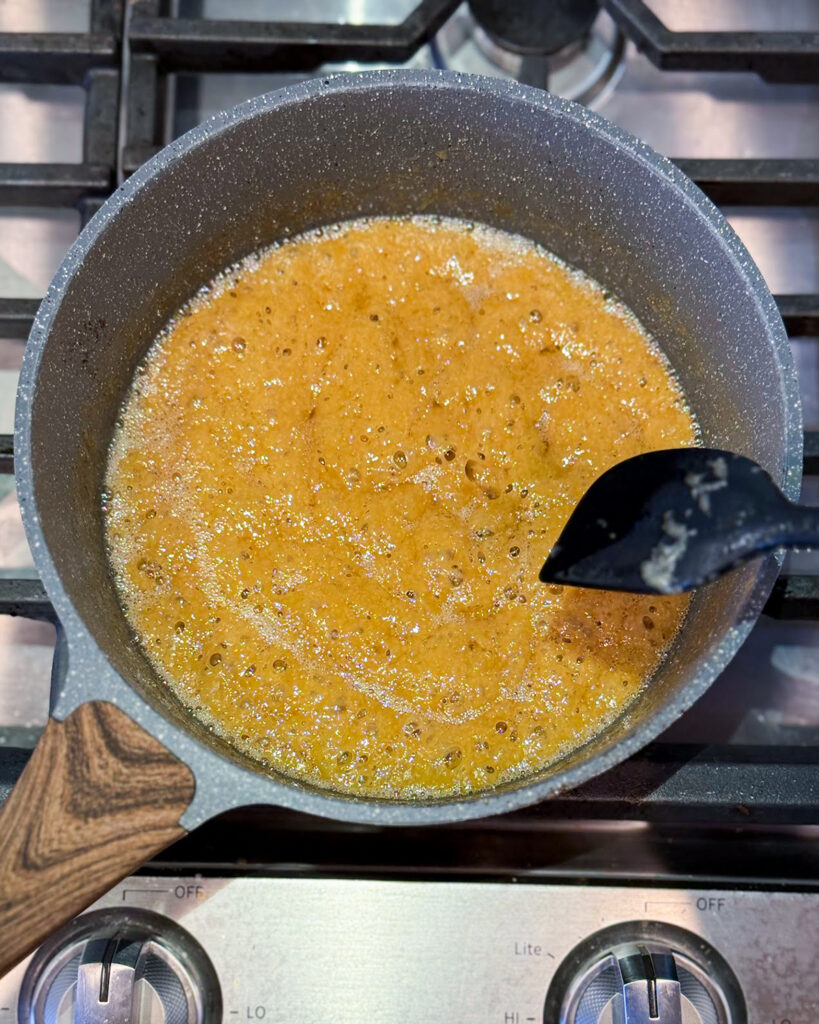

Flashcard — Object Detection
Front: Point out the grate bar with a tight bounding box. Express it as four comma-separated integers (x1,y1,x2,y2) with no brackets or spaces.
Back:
4,295,816,342
0,156,812,210
1,741,815,825
0,578,55,622
79,196,107,228
676,158,819,206
0,163,112,206
804,430,819,475
764,573,819,620
0,33,117,85
128,0,460,71
538,743,819,823
90,0,123,37
84,68,121,167
605,0,819,83
0,299,38,341
776,295,819,337
1,410,816,621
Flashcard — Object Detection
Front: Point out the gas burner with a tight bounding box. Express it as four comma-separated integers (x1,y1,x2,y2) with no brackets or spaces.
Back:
431,2,626,106
469,0,601,55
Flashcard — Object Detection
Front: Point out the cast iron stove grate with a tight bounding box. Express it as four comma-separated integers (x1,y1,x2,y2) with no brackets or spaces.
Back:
0,0,817,832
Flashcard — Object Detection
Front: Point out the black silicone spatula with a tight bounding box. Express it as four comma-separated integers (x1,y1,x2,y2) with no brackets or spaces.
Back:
539,448,818,595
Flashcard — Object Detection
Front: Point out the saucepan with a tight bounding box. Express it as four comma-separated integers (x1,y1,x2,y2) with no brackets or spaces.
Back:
0,70,801,974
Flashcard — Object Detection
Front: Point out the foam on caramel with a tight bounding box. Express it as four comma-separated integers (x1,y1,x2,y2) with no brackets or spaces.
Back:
104,216,697,799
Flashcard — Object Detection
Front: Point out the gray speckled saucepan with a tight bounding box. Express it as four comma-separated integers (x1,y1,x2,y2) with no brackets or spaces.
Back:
0,70,802,968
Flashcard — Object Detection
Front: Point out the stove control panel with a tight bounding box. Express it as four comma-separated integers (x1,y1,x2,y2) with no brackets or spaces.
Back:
1,879,815,1023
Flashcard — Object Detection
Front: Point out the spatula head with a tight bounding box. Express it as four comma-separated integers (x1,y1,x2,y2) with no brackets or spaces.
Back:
539,448,787,594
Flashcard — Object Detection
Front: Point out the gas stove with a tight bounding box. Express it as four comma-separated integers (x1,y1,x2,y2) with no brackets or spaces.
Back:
0,2,817,1023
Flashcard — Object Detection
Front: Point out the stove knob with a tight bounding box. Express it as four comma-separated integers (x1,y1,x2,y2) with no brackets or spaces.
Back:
18,908,221,1024
546,922,745,1024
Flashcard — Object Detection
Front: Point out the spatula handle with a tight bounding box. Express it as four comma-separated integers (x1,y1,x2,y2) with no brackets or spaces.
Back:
0,701,195,977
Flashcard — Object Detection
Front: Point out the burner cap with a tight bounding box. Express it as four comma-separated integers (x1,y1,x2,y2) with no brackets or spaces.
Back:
468,0,601,56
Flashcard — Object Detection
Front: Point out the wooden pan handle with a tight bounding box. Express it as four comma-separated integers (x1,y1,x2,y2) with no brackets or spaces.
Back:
0,701,195,977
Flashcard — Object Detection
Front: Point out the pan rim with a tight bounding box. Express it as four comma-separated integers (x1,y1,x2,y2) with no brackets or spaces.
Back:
14,68,803,826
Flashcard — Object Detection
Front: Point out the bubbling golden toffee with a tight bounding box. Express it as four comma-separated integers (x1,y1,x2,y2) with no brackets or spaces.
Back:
105,216,697,799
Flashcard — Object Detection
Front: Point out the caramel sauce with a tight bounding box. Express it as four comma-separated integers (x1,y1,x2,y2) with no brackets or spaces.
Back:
105,217,697,798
